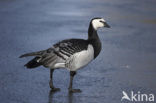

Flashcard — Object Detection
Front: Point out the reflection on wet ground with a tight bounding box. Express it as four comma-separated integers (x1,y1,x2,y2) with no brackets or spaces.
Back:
0,0,156,103
141,19,156,24
48,90,80,103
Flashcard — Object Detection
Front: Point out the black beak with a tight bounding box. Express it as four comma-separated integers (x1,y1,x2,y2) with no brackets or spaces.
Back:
100,21,110,28
104,22,110,28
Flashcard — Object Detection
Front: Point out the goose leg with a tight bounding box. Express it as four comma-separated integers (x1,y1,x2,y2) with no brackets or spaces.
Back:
49,69,60,91
68,71,81,93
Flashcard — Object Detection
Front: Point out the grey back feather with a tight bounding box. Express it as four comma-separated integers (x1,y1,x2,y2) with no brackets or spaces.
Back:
19,50,46,58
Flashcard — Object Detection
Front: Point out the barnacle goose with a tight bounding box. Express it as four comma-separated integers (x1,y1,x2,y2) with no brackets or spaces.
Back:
20,17,110,93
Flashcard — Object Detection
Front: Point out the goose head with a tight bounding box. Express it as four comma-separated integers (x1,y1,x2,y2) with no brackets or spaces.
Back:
91,17,110,30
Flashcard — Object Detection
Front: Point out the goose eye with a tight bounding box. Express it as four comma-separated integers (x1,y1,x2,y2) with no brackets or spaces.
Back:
100,20,104,23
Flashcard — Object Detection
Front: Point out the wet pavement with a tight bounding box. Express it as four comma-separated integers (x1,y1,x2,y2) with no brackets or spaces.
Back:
0,0,156,103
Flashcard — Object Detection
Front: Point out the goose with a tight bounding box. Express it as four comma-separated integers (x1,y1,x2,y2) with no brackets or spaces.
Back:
19,17,110,93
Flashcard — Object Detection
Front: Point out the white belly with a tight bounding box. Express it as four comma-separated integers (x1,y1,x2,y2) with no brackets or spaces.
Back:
65,44,94,71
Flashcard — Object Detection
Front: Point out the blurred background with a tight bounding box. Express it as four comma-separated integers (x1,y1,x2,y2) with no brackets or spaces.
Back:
0,0,156,103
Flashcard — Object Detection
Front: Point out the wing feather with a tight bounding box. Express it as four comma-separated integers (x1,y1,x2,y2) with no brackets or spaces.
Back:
20,39,89,68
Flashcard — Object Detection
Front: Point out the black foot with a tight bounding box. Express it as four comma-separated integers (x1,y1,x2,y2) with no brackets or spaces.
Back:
49,81,60,92
51,87,60,92
68,88,82,93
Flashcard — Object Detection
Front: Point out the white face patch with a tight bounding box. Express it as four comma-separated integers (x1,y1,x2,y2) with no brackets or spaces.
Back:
92,18,105,30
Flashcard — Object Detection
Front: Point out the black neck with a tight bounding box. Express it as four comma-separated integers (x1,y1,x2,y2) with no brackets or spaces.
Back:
88,22,98,40
88,22,102,58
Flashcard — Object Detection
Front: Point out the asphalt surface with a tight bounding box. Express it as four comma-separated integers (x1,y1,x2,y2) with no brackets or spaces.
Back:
0,0,156,103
